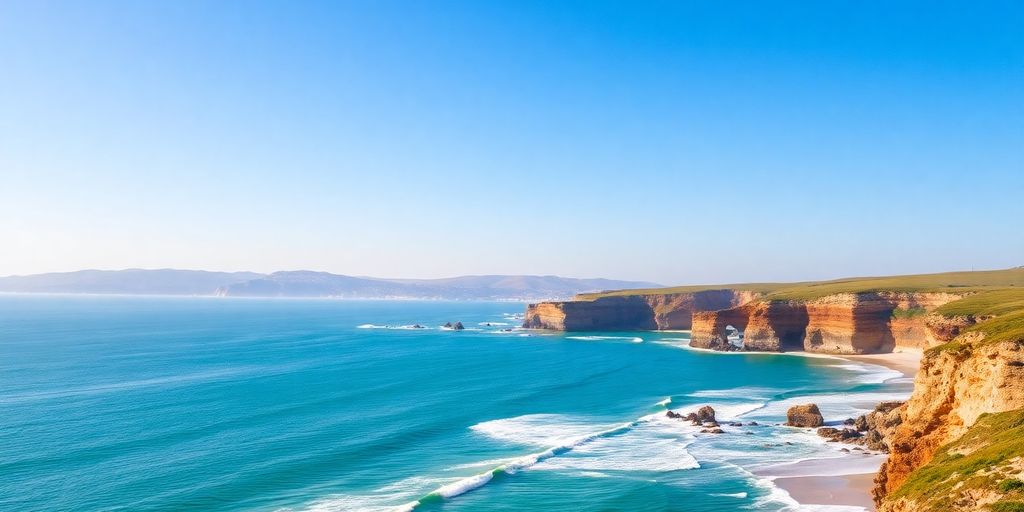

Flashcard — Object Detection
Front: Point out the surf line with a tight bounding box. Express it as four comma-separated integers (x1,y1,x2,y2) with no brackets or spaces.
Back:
399,400,679,510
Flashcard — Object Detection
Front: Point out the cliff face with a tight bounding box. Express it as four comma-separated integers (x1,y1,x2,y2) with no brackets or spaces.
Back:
689,307,750,350
740,301,809,351
523,290,756,331
522,296,658,330
530,290,962,354
689,292,961,354
875,335,1024,509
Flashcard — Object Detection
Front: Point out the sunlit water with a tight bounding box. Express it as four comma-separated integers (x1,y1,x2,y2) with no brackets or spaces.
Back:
0,296,910,511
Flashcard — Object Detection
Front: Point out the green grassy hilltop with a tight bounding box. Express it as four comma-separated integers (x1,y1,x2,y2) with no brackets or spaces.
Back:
579,267,1024,301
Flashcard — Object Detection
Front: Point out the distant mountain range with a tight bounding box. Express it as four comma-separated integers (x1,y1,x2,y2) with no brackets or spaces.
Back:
0,269,661,300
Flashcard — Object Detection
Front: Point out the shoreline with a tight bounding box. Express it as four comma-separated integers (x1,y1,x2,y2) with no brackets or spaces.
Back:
841,349,923,379
774,349,922,511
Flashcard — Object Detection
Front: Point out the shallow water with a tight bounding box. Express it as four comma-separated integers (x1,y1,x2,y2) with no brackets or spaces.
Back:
0,296,910,511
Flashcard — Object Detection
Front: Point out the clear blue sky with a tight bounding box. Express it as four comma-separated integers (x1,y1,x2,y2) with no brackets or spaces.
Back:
1,1,1021,284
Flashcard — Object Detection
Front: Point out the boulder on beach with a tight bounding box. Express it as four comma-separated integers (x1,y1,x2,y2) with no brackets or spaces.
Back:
786,404,824,427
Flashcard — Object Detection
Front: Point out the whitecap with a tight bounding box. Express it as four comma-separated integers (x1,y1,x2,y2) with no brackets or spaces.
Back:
689,386,778,400
711,492,748,498
356,324,433,330
565,335,643,343
471,414,614,447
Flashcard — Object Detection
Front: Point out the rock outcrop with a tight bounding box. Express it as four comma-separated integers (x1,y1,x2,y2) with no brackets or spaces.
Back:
817,427,862,442
786,404,824,427
689,405,716,424
666,405,717,425
523,290,758,331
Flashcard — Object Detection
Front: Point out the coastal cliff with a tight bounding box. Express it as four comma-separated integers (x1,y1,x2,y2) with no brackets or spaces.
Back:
874,290,1024,511
523,289,759,331
689,292,962,354
528,289,964,354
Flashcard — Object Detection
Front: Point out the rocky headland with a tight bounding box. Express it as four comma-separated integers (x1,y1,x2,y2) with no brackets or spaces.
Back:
524,268,1024,510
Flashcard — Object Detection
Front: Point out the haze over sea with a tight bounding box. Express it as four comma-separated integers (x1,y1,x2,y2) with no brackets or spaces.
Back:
0,296,910,511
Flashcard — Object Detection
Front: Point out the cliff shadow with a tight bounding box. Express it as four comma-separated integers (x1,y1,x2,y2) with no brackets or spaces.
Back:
776,303,809,352
853,294,898,353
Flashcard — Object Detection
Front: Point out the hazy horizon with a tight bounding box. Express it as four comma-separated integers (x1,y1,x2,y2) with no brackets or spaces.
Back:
2,1,1021,284
3,264,1021,290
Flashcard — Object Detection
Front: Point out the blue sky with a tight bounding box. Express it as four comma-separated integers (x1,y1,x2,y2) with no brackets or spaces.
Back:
1,1,1021,284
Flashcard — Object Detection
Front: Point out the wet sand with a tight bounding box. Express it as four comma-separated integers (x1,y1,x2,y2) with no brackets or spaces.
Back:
776,473,877,510
843,349,923,378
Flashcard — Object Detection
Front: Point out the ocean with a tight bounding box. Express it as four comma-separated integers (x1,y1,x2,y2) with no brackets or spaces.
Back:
0,296,911,511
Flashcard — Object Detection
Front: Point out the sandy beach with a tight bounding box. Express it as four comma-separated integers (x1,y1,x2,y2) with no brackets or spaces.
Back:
774,349,924,511
776,473,877,510
843,349,923,379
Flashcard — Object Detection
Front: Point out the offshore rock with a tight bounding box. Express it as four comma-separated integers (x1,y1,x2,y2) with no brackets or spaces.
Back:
685,405,717,424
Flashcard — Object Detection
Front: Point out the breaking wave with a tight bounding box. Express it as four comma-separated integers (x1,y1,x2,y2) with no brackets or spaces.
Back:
566,335,643,343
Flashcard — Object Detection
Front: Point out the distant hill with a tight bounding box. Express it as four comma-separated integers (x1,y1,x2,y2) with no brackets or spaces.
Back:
0,269,263,296
0,269,660,300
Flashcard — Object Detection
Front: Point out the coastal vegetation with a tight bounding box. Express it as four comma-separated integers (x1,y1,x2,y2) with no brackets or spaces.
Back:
578,267,1024,301
884,409,1024,511
930,287,1024,351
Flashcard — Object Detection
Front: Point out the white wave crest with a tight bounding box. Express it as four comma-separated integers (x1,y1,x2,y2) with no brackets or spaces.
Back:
711,492,748,498
433,470,494,498
566,335,643,343
689,386,778,400
668,400,767,421
356,324,433,330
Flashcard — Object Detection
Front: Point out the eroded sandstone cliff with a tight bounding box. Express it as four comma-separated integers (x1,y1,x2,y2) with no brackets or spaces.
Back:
689,292,962,354
875,334,1024,509
523,290,758,331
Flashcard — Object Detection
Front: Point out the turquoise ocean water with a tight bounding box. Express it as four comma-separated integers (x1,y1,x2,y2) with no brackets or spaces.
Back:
0,296,911,511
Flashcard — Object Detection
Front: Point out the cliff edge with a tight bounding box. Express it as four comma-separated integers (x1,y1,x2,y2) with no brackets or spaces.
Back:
875,289,1024,510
